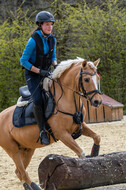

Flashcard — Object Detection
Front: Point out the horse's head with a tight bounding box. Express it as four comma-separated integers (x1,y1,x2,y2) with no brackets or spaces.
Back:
79,59,102,107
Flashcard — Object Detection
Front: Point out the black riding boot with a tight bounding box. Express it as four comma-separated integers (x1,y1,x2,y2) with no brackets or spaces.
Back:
34,104,50,145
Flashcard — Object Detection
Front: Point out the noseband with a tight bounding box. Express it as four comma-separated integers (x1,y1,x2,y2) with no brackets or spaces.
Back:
79,68,102,103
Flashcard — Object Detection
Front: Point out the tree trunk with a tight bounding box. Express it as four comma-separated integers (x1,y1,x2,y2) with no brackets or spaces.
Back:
38,151,126,190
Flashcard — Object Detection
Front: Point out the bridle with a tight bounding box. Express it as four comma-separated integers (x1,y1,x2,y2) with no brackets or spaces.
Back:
79,68,102,104
51,66,102,107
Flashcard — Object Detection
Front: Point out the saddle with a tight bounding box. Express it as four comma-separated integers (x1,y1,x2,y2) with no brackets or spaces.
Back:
13,85,55,128
13,86,82,141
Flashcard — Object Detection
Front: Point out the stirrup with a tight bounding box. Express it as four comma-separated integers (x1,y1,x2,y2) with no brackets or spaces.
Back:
36,131,44,143
37,130,50,145
36,131,43,143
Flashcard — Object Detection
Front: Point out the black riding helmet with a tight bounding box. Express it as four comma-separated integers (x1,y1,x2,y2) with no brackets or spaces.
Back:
36,11,55,25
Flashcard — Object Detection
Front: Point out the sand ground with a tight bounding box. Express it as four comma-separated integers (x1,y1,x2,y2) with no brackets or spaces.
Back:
0,116,126,190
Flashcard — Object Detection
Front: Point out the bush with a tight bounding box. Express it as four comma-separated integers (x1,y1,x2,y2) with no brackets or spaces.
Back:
53,0,126,113
0,1,126,114
0,8,34,111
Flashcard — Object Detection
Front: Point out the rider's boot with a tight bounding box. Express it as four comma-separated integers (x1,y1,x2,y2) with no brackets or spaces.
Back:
34,104,50,145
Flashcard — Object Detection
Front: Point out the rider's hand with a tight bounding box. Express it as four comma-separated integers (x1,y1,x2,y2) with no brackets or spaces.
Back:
54,64,58,69
39,70,50,77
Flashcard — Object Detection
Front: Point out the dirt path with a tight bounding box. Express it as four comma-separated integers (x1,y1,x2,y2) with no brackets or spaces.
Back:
0,117,126,190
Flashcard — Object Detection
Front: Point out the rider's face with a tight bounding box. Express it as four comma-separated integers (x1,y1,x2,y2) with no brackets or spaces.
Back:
42,22,53,35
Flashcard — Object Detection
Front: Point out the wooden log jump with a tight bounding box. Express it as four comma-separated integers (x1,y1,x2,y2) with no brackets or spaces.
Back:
38,151,126,190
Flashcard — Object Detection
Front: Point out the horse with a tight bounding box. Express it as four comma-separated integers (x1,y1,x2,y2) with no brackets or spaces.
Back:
0,58,102,190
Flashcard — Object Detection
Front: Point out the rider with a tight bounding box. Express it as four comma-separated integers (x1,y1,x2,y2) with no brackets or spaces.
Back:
20,11,57,145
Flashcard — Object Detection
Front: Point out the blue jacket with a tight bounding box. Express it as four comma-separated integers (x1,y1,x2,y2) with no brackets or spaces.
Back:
20,30,57,70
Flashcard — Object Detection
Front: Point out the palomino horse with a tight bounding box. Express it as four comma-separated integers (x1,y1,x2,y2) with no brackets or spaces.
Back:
0,58,102,190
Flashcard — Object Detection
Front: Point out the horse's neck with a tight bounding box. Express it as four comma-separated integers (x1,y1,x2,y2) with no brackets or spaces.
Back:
59,64,80,90
54,64,81,108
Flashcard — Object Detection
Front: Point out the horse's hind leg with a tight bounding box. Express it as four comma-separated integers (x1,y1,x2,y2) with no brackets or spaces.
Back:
15,148,35,182
3,140,33,186
3,139,41,189
14,147,41,190
81,122,100,157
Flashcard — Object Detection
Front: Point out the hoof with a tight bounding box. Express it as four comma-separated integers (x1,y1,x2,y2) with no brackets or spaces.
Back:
91,144,100,157
23,182,33,190
80,151,85,158
86,155,91,158
31,182,41,190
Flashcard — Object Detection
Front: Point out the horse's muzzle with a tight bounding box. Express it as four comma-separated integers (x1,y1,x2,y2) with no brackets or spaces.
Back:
91,99,102,108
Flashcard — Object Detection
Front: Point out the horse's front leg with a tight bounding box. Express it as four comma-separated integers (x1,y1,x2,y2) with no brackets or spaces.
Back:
81,122,101,157
59,131,85,158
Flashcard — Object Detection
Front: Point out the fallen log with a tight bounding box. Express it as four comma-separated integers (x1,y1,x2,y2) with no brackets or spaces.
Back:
38,151,126,190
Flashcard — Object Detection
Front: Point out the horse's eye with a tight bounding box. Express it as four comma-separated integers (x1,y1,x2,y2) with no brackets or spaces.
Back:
84,78,90,83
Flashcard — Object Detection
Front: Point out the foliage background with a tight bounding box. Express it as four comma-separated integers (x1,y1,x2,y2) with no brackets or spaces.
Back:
0,0,126,113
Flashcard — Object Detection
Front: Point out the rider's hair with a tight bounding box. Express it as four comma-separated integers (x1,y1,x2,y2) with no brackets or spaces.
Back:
33,25,42,33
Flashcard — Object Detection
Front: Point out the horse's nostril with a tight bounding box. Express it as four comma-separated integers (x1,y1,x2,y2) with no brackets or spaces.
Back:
94,100,99,106
93,100,102,107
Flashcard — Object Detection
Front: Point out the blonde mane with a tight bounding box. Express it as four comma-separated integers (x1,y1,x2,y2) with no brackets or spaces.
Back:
52,57,96,80
52,57,84,79
43,58,96,91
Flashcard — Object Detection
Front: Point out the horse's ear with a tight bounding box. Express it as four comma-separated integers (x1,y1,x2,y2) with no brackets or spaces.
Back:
94,58,100,67
82,60,87,68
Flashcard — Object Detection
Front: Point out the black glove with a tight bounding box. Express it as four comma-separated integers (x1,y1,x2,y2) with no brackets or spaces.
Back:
39,70,50,77
54,65,58,69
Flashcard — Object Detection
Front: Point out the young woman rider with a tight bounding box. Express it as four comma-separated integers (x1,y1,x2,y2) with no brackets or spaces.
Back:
20,11,57,145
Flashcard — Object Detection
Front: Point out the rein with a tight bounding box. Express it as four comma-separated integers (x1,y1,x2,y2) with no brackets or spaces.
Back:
48,73,84,129
57,92,84,125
